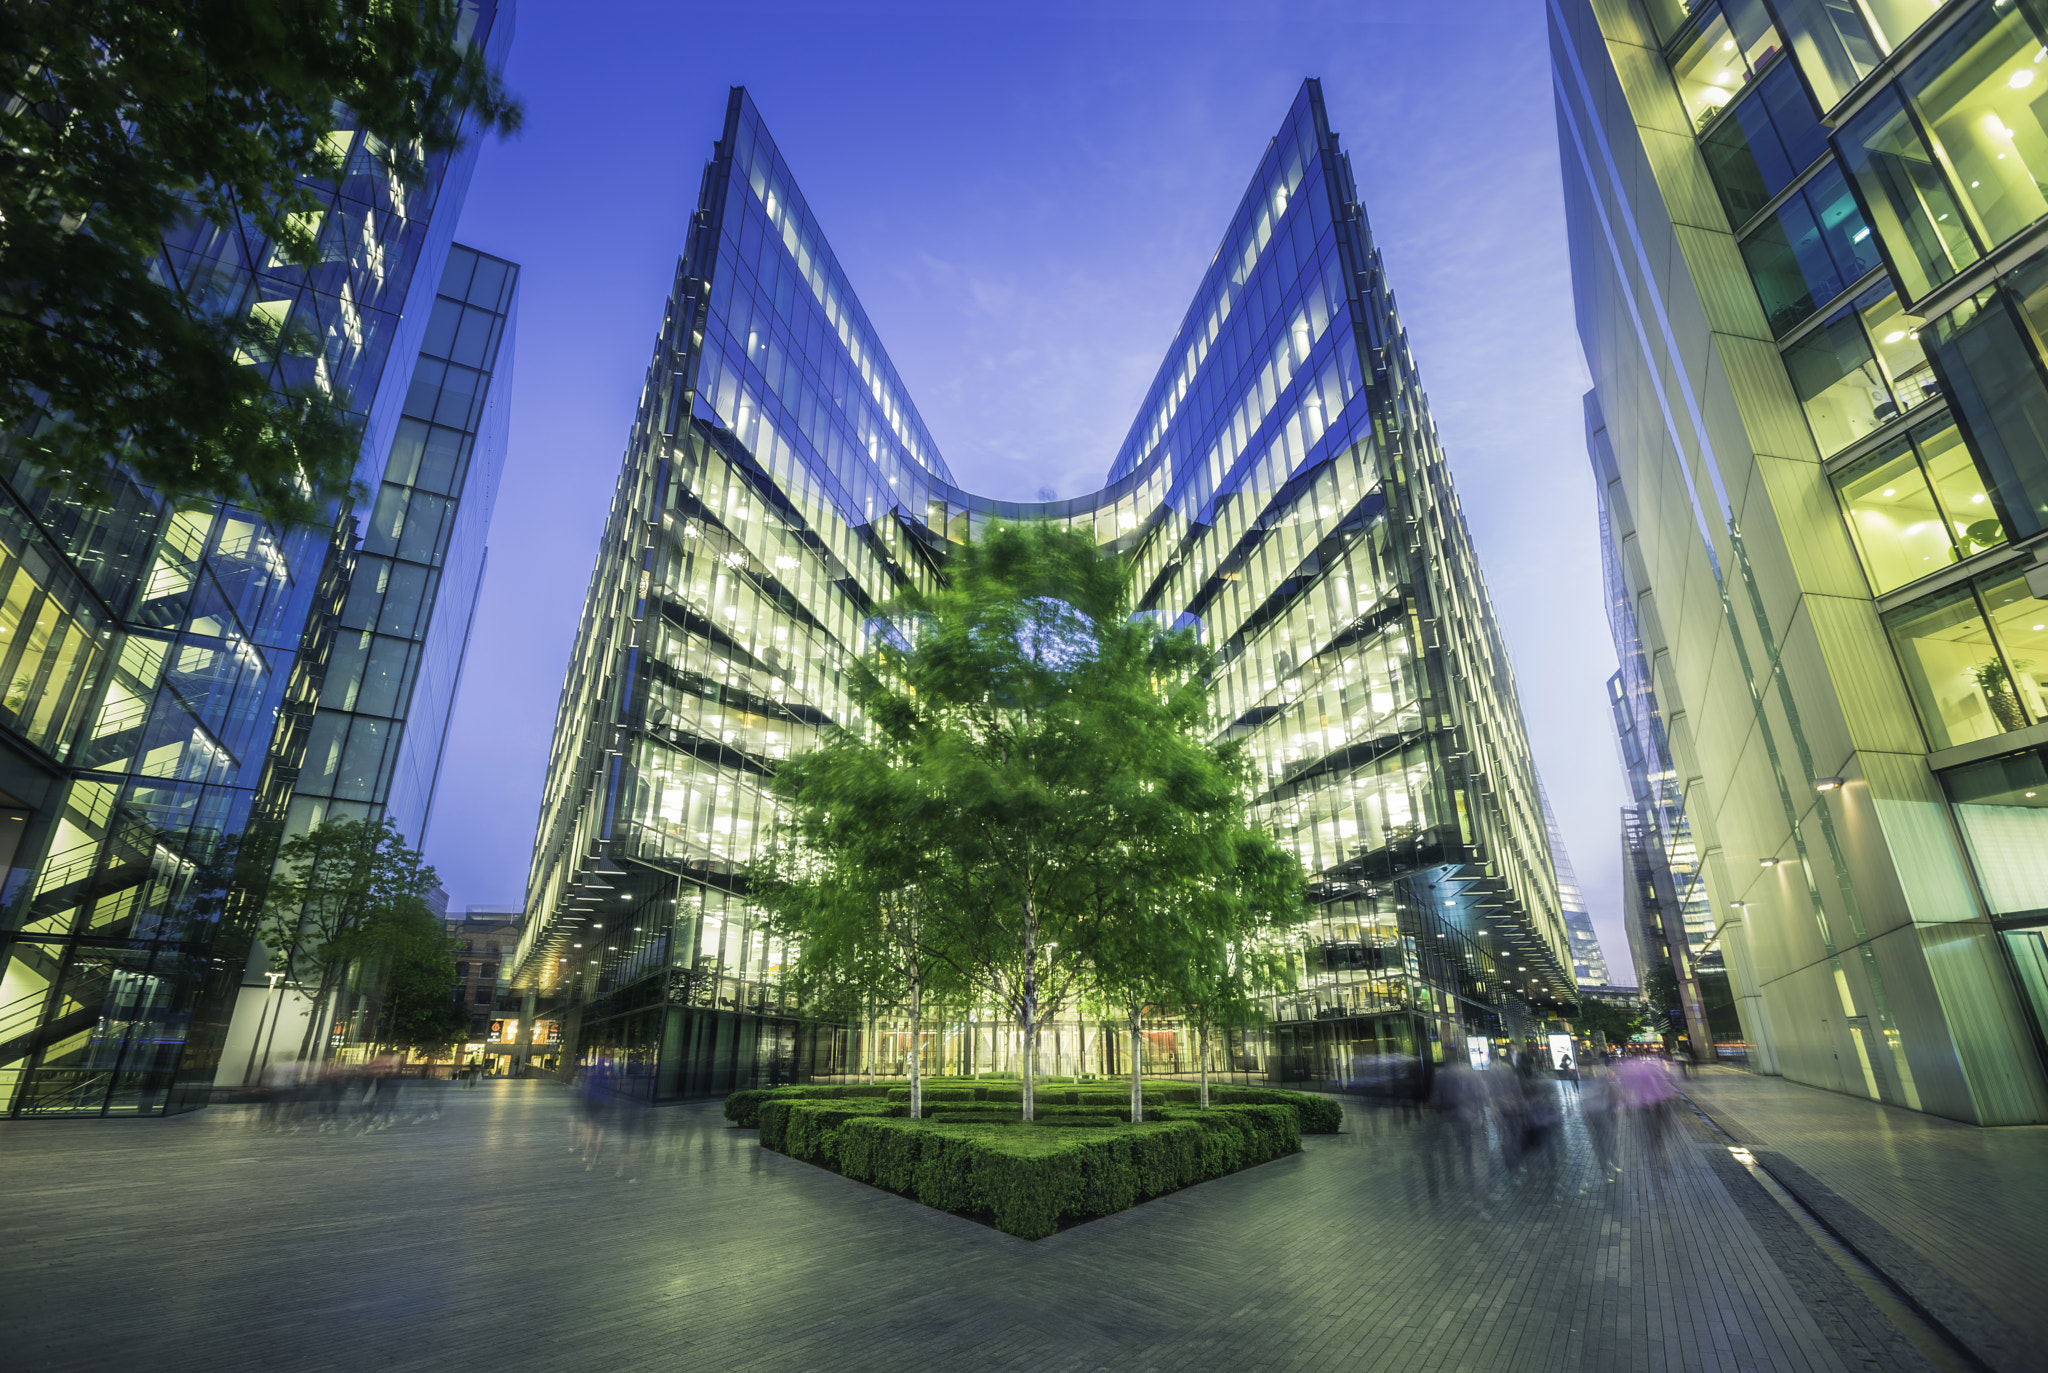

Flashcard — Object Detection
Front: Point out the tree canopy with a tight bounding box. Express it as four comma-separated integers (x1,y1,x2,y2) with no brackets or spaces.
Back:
757,522,1307,1118
257,815,441,1060
2,0,521,522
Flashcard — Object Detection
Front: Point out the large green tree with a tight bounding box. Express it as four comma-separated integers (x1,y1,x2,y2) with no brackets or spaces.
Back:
364,898,465,1055
773,522,1308,1120
2,0,521,521
257,815,440,1061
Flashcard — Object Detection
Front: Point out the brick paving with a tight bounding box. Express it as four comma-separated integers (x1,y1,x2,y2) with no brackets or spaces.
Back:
1680,1067,2048,1373
0,1074,1989,1372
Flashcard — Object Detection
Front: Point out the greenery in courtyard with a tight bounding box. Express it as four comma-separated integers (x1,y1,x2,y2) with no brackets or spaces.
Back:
730,1082,1333,1237
753,523,1307,1123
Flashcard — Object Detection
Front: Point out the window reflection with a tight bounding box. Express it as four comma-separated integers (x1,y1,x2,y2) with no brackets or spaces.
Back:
1739,161,1881,336
1670,1,1785,132
1916,417,2009,557
1927,266,2048,540
1701,61,1830,224
1886,582,2012,746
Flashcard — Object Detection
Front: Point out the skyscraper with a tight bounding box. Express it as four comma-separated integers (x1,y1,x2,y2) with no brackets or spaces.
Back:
512,81,1574,1100
1553,0,2048,1121
1544,782,1615,987
0,3,517,1117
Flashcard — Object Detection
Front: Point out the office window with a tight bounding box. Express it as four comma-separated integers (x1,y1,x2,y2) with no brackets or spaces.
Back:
1833,441,1953,591
1900,1,2048,252
1739,161,1881,335
1884,568,2047,748
1785,295,1891,453
1669,0,1785,131
1927,268,2048,540
1701,61,1831,224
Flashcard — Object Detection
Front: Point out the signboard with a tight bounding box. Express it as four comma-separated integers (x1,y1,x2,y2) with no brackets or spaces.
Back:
1547,1033,1577,1073
1466,1038,1490,1070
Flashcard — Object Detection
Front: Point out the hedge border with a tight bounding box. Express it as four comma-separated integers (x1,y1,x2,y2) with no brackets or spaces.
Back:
763,1101,1303,1238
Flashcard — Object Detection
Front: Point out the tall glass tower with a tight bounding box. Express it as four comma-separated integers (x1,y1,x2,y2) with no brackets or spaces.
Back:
515,81,1573,1100
0,2,517,1117
1553,0,2048,1120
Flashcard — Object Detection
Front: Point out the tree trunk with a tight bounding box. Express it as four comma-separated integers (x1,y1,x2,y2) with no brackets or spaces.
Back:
296,975,335,1063
1020,888,1038,1122
865,1004,876,1084
1199,1020,1210,1108
908,965,922,1122
1077,1019,1088,1081
1128,1005,1143,1124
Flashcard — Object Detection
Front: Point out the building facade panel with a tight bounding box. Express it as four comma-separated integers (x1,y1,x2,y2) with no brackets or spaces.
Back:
0,2,518,1117
1557,0,2048,1121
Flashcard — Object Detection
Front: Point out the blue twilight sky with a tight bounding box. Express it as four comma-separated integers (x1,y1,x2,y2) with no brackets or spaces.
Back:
427,0,1635,978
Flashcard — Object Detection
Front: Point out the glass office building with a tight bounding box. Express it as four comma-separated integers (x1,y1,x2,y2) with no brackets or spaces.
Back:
1554,0,2048,1119
0,2,517,1116
514,81,1575,1101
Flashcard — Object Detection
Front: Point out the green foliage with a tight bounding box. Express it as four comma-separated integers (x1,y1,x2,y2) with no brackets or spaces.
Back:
1574,996,1647,1047
758,522,1307,1118
1205,1086,1343,1134
828,1112,1292,1240
256,817,439,1060
760,1098,900,1161
1642,964,1681,1018
372,903,464,1053
722,1083,892,1127
2,0,520,521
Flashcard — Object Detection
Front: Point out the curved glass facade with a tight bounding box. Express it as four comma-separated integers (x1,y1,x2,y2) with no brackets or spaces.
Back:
518,82,1573,1100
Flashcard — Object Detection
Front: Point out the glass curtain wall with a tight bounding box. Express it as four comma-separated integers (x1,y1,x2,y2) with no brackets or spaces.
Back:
515,82,1574,1103
0,1,515,1117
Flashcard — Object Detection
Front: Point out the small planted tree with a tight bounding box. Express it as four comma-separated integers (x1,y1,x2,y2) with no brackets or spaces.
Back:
756,736,970,1120
257,817,440,1062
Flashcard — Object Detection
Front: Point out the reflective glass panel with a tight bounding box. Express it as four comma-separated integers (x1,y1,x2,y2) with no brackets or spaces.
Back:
1836,87,1979,302
1740,161,1882,335
1928,286,2048,538
1833,442,1955,591
1978,568,2048,724
1858,287,1937,414
1883,582,2012,747
1786,303,1892,453
1671,2,1785,130
1942,746,2048,915
1773,0,1882,107
1903,1,2048,248
1914,415,2009,555
1863,0,1960,50
1702,61,1831,223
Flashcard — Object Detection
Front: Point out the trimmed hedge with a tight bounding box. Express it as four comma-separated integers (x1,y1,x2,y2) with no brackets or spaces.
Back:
724,1083,891,1128
759,1098,901,1161
883,1087,978,1105
1208,1087,1343,1134
830,1116,1244,1239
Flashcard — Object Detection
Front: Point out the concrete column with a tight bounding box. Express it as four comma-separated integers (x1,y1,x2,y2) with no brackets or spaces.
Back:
516,989,536,1075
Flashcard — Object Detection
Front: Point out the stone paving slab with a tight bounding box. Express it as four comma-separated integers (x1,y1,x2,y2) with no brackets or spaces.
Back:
1679,1068,2048,1373
0,1076,1956,1372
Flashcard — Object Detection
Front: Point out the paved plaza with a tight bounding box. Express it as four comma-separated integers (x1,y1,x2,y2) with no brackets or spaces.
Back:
0,1070,2034,1372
